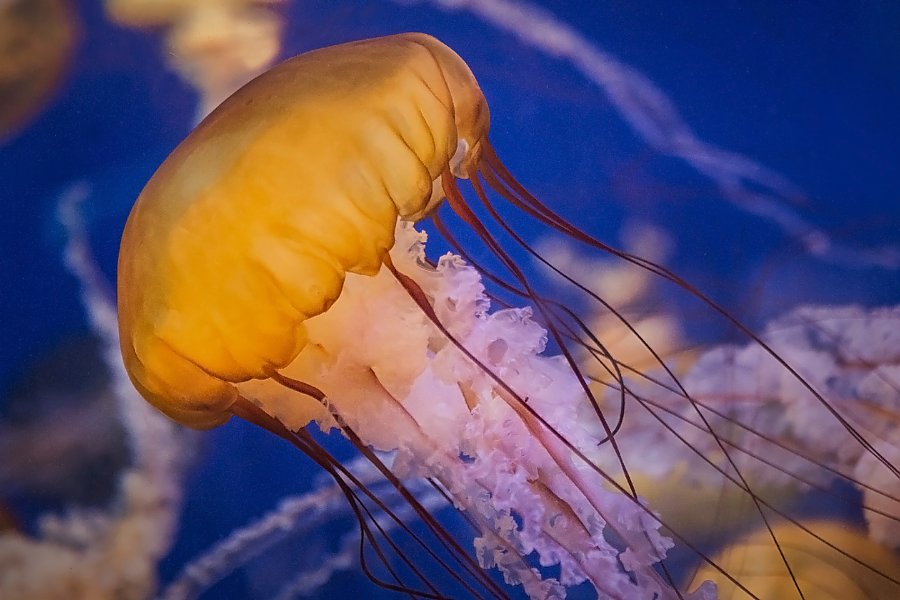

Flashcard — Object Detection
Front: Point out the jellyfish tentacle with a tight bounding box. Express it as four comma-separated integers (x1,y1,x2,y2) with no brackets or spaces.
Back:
448,171,782,596
628,388,900,528
230,397,420,597
441,172,641,500
232,393,498,600
385,253,768,599
464,171,811,598
598,383,900,586
432,212,633,441
264,371,512,600
481,144,900,484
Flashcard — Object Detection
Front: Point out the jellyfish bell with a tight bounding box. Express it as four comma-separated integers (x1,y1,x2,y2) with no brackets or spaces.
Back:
118,32,489,430
689,520,900,599
117,32,900,598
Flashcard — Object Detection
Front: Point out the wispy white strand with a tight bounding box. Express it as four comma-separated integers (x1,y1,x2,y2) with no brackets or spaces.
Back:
158,457,396,600
400,0,899,268
271,485,447,600
0,185,186,599
58,183,187,478
160,486,349,600
56,183,187,592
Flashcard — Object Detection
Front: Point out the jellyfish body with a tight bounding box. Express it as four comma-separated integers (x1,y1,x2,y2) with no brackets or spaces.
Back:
118,33,488,428
689,521,900,599
118,33,900,599
119,32,693,598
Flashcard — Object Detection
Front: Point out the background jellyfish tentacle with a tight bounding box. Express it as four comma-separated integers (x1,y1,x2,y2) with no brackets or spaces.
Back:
158,459,442,600
0,186,189,599
409,0,900,270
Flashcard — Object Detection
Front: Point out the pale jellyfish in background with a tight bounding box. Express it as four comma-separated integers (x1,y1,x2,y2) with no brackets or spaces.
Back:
586,301,900,598
0,187,189,600
535,221,690,386
105,0,285,120
691,520,900,598
0,0,79,141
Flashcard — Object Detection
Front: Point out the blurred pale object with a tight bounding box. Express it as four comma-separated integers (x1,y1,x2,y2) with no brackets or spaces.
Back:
0,0,78,141
105,0,284,119
853,422,900,549
588,304,900,548
538,221,674,307
689,520,900,599
0,188,186,600
539,222,689,385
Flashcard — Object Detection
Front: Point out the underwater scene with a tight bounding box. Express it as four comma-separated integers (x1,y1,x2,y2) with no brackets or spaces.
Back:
2,1,899,598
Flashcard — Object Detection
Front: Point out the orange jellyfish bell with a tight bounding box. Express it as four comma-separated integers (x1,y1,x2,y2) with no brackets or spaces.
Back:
118,33,490,429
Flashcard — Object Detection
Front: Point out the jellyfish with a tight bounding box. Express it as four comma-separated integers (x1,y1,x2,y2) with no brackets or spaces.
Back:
105,0,285,120
689,521,900,599
117,33,900,598
0,0,79,141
